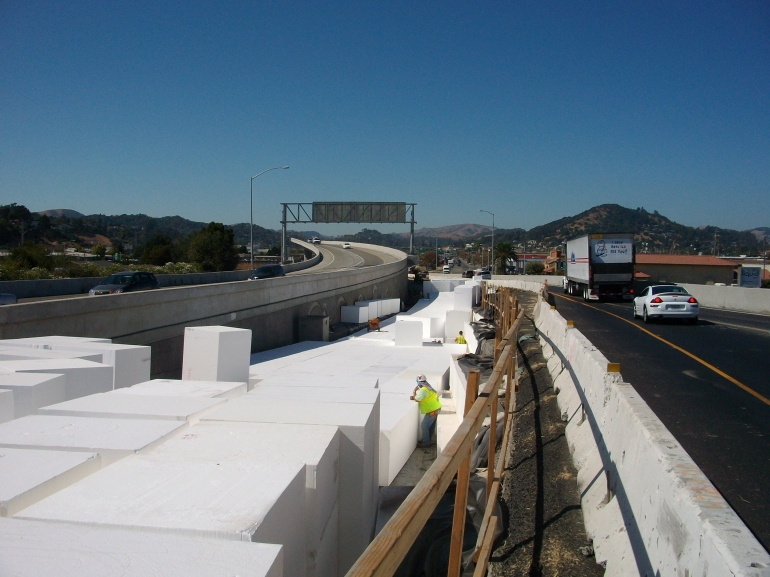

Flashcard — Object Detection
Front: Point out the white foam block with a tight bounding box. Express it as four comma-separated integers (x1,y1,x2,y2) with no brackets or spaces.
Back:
0,448,100,517
0,390,13,424
182,325,252,383
248,386,380,406
394,321,423,347
114,379,247,399
254,374,379,389
38,392,226,423
0,415,187,466
0,336,111,345
317,501,339,577
18,453,306,577
0,374,66,419
384,299,401,315
379,393,419,486
453,285,474,311
159,421,338,577
203,398,379,575
1,517,283,577
0,359,113,401
341,305,369,323
38,343,152,389
445,310,471,342
0,347,102,363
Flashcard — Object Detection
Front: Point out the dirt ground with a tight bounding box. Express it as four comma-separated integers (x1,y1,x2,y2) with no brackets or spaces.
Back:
488,290,605,577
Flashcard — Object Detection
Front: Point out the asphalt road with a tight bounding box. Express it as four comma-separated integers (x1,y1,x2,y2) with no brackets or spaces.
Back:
549,287,770,550
17,244,391,303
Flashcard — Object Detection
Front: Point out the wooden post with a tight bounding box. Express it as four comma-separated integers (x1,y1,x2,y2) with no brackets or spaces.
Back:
487,386,497,501
447,370,479,577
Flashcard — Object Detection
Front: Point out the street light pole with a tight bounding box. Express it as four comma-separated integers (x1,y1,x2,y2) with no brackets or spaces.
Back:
250,166,289,272
479,210,495,273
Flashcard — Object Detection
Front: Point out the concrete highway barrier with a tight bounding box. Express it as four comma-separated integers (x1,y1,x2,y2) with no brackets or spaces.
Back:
520,286,770,576
678,283,770,315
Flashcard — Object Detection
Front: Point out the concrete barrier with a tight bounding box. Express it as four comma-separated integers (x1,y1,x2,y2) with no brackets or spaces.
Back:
282,238,323,273
678,283,770,315
0,245,408,378
532,295,770,576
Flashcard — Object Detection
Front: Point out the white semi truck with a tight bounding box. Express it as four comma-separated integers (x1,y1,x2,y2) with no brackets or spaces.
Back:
564,233,635,300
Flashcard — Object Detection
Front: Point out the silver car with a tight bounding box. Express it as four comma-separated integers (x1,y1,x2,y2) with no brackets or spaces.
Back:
632,285,699,324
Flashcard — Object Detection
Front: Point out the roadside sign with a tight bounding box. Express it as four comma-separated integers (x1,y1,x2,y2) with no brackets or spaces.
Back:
738,266,761,288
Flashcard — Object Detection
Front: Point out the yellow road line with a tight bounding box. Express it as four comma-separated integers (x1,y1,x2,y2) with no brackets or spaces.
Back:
551,292,770,407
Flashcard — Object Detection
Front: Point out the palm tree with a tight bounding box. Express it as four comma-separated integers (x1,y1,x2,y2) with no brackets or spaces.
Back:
494,241,517,275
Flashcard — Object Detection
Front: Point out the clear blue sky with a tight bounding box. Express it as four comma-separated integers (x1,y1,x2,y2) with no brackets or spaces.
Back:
2,1,768,234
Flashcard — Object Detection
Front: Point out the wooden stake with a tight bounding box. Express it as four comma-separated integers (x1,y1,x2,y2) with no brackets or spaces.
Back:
447,370,480,577
487,386,498,501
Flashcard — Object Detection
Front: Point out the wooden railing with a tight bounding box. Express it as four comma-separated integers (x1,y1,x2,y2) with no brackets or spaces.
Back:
346,284,522,577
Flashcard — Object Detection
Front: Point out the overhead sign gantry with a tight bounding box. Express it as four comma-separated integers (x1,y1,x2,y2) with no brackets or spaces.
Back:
280,202,416,262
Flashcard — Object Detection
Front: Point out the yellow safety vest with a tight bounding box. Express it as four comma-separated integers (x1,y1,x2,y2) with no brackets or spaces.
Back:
455,335,467,344
417,386,442,414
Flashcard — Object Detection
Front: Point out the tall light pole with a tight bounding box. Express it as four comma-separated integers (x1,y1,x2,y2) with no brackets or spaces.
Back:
479,209,495,274
250,166,289,271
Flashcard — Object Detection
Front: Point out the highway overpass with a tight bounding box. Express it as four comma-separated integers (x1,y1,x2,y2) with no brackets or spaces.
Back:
0,242,408,378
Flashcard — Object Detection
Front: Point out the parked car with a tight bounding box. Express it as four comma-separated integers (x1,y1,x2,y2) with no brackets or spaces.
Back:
89,272,160,295
249,264,285,280
0,293,18,305
632,284,698,324
342,242,351,249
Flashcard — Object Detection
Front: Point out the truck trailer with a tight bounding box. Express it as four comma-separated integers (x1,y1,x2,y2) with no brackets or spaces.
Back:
564,233,635,300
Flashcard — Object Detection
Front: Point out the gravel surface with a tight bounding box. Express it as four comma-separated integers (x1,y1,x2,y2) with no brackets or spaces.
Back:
489,290,604,577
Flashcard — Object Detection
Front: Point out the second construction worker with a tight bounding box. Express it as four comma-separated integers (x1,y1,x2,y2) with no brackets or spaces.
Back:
410,375,442,448
455,330,467,344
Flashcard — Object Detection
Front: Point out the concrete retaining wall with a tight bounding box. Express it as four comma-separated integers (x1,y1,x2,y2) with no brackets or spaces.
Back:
678,283,770,315
0,245,408,379
282,238,322,273
532,295,770,576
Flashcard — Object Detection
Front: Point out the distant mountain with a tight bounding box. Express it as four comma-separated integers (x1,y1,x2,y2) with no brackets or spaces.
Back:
38,209,85,218
414,223,494,239
749,227,769,241
491,204,762,256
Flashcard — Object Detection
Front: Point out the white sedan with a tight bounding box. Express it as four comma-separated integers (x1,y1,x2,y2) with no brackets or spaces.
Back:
342,242,351,249
632,285,699,324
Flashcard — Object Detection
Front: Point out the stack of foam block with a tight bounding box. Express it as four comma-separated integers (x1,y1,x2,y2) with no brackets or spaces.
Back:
0,329,285,576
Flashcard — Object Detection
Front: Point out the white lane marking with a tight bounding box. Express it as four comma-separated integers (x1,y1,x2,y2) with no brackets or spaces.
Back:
705,321,770,336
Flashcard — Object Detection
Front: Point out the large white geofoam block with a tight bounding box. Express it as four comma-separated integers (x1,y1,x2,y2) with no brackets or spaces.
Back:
248,385,380,406
0,390,13,424
203,397,379,576
18,453,306,577
453,285,474,311
157,421,339,577
395,321,423,347
0,518,283,577
341,305,369,324
0,374,66,419
0,415,187,466
182,326,252,383
38,392,226,423
0,448,100,517
37,342,152,389
445,310,471,343
0,359,113,401
0,347,102,363
379,393,419,485
114,379,247,399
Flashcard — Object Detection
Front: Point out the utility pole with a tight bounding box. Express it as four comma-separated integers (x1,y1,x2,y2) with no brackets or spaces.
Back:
713,231,719,256
435,237,438,271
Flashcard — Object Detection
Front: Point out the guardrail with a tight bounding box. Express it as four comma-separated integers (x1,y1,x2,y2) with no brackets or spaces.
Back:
346,286,522,577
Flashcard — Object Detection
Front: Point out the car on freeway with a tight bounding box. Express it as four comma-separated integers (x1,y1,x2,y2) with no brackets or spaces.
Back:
249,264,285,280
342,242,351,249
475,270,491,280
442,265,451,274
462,270,474,278
0,293,17,305
632,284,699,324
310,237,321,244
89,272,160,295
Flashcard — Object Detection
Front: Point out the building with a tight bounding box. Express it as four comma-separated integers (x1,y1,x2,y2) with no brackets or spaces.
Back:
543,248,564,275
635,254,739,285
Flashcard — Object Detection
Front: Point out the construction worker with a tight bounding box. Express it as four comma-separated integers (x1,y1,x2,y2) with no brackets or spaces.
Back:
410,375,442,448
455,330,467,344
